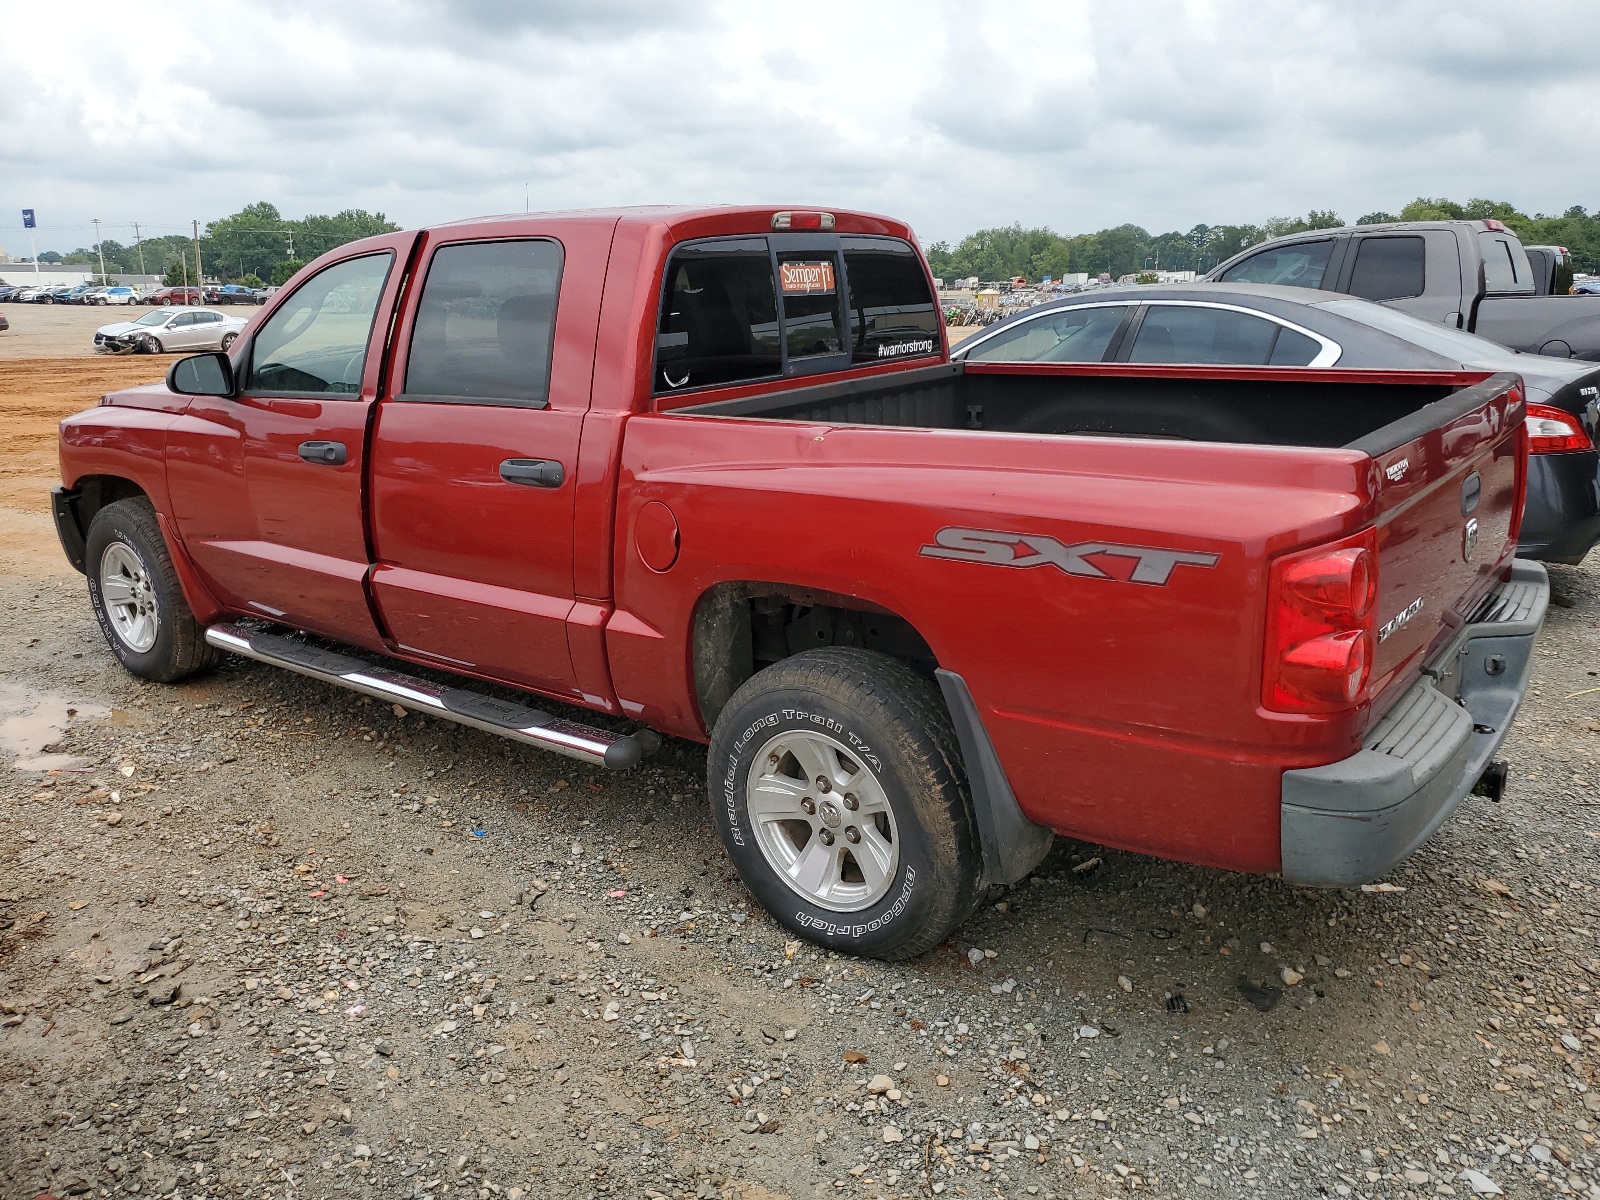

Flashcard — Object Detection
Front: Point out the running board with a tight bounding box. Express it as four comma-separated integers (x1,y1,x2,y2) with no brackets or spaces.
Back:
204,623,645,770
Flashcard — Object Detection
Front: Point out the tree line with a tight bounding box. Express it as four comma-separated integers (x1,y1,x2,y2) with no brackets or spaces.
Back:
926,197,1600,283
47,202,399,287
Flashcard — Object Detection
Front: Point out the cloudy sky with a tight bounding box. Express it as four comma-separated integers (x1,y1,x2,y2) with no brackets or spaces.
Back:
3,0,1598,255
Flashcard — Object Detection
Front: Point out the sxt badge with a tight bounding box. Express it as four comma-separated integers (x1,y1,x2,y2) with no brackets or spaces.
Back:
921,527,1220,586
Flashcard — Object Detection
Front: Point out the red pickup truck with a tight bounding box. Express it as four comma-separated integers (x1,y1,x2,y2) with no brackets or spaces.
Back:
54,206,1548,959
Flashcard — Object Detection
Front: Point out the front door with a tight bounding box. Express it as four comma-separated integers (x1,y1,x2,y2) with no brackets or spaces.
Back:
165,234,418,643
367,224,611,701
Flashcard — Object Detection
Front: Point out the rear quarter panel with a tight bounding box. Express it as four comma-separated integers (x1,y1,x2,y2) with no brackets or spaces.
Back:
608,415,1383,873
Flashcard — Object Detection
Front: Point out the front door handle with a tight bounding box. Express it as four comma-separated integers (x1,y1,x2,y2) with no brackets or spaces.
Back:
499,458,564,488
298,440,347,465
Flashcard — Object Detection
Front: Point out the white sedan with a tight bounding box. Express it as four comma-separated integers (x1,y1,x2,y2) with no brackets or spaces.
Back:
94,307,247,355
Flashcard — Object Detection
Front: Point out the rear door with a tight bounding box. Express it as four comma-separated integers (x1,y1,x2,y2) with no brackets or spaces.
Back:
366,220,615,701
1340,231,1463,325
165,234,417,642
1358,373,1526,707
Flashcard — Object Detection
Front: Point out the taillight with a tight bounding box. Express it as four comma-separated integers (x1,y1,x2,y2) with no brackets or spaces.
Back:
1525,403,1592,453
1264,531,1377,714
1482,218,1508,232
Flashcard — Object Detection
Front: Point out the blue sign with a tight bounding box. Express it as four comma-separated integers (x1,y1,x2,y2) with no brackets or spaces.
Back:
21,209,35,229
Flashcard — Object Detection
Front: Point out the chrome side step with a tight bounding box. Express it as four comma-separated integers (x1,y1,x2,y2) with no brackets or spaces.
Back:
204,623,645,770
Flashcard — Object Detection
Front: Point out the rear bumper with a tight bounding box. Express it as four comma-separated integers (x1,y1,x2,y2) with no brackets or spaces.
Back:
1279,561,1548,887
1517,450,1600,565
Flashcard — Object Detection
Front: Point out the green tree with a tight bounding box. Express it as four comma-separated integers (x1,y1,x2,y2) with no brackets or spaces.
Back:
271,259,307,287
1356,212,1397,225
163,255,195,288
240,273,265,289
205,201,291,281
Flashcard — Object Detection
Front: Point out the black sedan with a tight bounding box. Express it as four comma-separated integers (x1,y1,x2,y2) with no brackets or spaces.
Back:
952,282,1600,564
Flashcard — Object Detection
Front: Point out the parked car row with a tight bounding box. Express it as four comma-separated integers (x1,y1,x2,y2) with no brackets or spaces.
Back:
0,282,269,306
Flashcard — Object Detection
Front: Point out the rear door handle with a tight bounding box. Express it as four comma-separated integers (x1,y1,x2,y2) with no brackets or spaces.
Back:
499,458,564,488
298,440,347,465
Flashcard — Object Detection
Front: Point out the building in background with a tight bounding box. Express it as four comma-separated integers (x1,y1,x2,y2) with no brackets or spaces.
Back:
0,264,163,289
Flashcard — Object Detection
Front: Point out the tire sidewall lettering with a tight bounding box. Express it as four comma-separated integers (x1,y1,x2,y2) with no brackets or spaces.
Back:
717,705,918,943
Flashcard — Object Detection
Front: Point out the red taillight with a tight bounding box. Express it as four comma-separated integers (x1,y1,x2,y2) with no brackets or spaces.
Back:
1525,402,1592,454
1482,218,1508,232
1264,531,1378,714
771,211,835,231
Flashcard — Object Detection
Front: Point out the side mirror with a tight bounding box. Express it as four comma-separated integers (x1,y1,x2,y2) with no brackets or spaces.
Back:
167,352,235,397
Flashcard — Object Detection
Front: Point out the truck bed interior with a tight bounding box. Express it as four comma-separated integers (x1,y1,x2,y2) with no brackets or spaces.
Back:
670,363,1471,450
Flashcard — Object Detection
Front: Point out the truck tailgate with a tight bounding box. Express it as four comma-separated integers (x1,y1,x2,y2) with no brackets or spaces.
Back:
1354,371,1526,712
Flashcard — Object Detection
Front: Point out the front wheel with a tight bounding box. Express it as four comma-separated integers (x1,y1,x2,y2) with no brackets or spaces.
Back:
220,332,237,350
708,648,981,960
85,498,217,683
139,334,162,354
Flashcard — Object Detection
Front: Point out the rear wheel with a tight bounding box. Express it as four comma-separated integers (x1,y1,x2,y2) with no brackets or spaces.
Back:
708,648,981,960
85,498,217,683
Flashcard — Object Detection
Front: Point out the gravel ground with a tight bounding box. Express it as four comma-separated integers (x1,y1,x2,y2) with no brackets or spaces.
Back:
4,555,1600,1200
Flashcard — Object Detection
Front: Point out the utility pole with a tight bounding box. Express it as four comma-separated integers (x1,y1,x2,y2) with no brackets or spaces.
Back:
92,218,108,283
133,222,145,276
192,219,202,303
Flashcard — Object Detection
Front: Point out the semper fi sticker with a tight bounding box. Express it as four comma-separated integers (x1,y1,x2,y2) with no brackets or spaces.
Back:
779,260,836,295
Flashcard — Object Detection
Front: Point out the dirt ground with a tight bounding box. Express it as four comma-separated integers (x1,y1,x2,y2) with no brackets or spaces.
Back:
0,306,158,361
5,354,1600,1200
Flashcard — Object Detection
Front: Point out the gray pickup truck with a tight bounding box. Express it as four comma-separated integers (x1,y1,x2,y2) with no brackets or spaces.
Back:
1208,219,1600,361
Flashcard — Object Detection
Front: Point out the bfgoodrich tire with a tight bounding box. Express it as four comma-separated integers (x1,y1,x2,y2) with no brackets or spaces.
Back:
85,498,218,683
708,648,981,960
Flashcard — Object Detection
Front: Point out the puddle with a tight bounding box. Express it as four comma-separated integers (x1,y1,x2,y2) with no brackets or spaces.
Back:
0,680,110,771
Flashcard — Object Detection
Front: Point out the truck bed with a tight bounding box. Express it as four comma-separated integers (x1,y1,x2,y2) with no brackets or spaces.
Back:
672,361,1478,451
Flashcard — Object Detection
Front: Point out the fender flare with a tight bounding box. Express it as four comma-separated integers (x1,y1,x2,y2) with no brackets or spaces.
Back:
934,669,1054,886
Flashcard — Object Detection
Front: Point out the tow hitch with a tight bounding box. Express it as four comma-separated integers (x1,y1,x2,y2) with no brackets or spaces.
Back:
1472,759,1509,802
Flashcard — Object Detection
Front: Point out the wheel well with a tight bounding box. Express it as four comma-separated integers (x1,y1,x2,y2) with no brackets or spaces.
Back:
72,476,149,534
691,582,938,731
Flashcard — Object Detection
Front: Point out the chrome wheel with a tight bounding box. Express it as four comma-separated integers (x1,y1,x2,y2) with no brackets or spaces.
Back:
747,730,899,912
99,541,160,653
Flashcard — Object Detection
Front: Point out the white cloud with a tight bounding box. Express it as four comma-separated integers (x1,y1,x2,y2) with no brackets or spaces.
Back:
2,0,1598,255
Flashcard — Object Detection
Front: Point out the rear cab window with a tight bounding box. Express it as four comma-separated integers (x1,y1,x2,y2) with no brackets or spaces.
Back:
1479,233,1535,295
654,233,938,400
841,237,939,363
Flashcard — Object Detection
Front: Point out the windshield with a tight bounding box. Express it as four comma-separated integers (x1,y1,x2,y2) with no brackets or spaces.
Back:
133,310,171,327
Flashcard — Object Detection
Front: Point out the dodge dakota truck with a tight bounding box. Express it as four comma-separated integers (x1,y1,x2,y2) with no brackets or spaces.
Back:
54,206,1549,959
1208,219,1600,360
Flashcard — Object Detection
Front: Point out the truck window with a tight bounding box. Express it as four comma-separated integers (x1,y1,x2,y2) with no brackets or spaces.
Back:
656,240,781,391
1478,233,1534,294
1128,304,1323,366
247,253,394,396
1218,240,1333,289
842,238,939,363
1348,236,1425,302
963,304,1128,363
777,251,844,360
402,239,563,407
